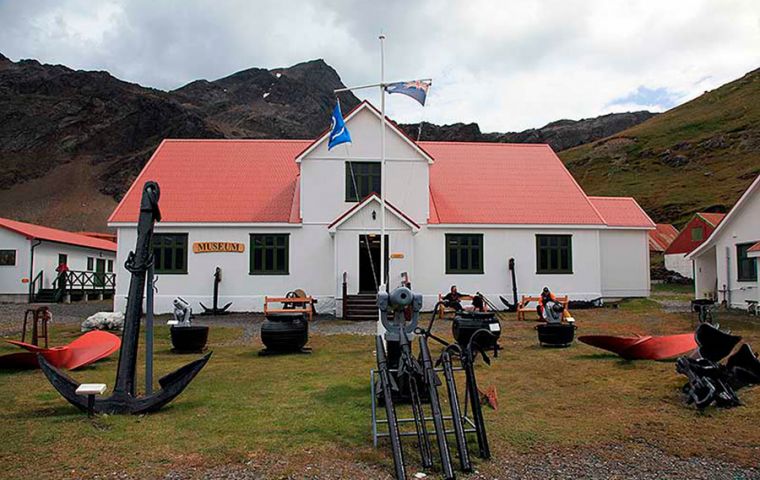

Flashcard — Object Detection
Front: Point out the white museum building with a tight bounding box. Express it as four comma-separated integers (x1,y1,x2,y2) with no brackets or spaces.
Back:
108,102,655,315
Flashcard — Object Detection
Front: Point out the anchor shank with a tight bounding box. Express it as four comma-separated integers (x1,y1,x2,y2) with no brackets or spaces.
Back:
113,181,161,397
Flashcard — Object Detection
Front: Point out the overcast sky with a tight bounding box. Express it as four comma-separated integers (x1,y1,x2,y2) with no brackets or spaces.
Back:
1,0,758,131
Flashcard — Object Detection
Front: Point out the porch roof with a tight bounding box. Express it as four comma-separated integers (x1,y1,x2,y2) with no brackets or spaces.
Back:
327,194,420,233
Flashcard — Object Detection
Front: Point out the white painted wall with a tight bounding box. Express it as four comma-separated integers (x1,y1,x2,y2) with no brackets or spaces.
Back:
694,247,717,299
693,185,760,307
114,222,652,314
300,107,430,225
664,253,694,278
413,227,605,310
0,228,30,296
599,230,650,297
115,224,334,314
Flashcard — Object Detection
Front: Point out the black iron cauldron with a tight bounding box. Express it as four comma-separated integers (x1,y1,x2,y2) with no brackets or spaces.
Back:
690,298,716,313
452,311,501,349
536,323,576,347
170,325,209,353
261,313,309,353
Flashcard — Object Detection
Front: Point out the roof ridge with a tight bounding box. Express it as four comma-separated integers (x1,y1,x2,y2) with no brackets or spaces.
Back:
162,138,312,143
418,141,551,147
588,195,636,200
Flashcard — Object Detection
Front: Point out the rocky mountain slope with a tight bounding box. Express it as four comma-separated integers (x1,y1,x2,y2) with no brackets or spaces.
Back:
0,53,681,231
560,68,760,226
400,111,656,152
0,55,359,230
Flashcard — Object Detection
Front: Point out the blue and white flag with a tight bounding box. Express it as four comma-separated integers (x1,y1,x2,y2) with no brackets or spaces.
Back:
328,101,351,150
385,80,431,106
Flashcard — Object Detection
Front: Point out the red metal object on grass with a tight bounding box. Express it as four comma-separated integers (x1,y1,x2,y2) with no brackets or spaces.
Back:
0,331,120,370
579,333,697,360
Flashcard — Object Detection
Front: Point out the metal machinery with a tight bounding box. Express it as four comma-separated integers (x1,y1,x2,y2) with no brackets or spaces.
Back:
169,297,210,353
372,286,495,479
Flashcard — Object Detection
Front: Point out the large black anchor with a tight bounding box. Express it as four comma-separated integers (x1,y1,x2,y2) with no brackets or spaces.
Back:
38,181,212,414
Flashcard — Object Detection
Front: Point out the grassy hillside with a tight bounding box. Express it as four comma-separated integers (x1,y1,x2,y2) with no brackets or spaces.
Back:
561,68,760,226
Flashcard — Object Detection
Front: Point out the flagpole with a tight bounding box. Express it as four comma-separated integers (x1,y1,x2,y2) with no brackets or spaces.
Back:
378,33,387,335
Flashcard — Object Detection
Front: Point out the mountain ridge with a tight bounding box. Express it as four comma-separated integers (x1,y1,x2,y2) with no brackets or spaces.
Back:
1,53,721,232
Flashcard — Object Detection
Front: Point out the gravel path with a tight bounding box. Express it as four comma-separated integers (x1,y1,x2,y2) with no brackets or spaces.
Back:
157,442,760,479
0,300,113,337
0,302,377,340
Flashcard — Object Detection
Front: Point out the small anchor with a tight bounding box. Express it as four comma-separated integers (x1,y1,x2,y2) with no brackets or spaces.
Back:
38,181,212,414
200,266,232,315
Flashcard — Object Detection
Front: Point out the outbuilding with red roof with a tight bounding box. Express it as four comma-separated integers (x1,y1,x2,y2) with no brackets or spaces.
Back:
109,102,655,315
0,217,116,303
662,212,725,278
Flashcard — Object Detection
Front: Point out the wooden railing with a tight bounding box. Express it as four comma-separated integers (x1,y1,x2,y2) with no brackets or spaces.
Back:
29,270,43,303
342,272,348,319
65,270,116,291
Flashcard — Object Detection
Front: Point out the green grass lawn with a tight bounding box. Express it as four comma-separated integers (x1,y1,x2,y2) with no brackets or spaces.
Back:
1,303,759,478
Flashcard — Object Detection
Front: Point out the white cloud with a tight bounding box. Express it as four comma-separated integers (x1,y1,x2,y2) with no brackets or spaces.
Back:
0,0,758,131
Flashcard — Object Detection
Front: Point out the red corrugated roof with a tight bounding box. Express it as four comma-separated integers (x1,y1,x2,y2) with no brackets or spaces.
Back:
0,217,117,251
109,133,654,229
748,241,760,253
423,142,606,225
109,139,310,223
587,197,656,228
77,231,117,243
648,224,678,252
697,212,726,227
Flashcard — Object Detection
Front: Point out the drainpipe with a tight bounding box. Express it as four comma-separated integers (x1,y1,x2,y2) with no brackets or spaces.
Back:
28,239,42,303
725,246,731,308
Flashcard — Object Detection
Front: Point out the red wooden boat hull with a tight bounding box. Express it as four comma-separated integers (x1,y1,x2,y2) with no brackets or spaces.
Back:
0,331,120,370
579,333,696,360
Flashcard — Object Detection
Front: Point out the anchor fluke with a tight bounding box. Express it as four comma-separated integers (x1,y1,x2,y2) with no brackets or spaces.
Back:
38,352,212,414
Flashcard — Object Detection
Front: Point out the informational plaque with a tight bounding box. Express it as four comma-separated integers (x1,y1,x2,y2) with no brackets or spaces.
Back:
192,242,245,253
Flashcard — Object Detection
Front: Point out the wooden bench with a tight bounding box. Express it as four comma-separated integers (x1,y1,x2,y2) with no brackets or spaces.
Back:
516,295,570,321
437,293,481,318
264,296,314,322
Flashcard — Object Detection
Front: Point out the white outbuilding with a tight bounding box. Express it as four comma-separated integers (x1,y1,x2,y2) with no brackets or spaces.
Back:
0,217,117,303
108,101,655,316
689,174,760,308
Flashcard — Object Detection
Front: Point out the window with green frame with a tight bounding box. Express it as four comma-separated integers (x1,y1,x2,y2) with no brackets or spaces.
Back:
107,260,114,272
737,243,757,282
0,249,15,266
445,234,483,274
691,226,704,242
345,161,381,202
87,257,94,271
152,233,188,274
536,234,573,274
250,234,289,275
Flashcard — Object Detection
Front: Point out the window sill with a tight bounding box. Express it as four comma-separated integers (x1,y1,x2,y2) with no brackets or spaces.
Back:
155,272,188,275
536,271,574,275
249,272,290,276
445,271,484,275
